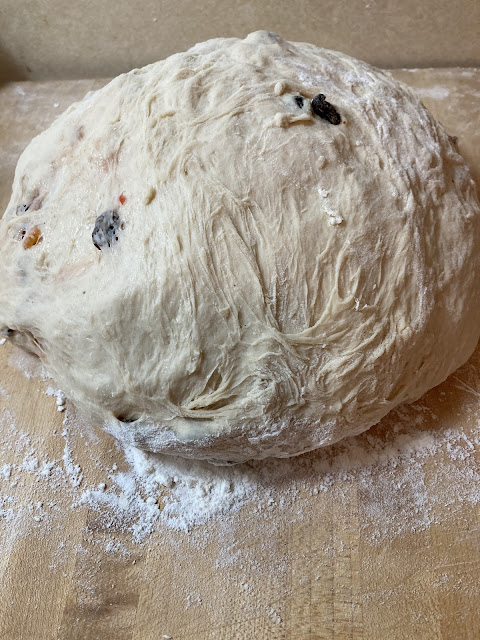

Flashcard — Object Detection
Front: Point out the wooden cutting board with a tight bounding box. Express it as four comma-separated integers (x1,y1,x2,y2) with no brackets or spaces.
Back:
0,69,479,640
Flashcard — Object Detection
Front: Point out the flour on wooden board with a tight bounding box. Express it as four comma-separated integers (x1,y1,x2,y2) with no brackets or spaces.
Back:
1,342,480,617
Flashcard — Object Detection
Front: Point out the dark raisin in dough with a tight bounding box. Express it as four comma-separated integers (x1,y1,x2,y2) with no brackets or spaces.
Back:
311,94,341,125
92,210,122,250
294,95,304,108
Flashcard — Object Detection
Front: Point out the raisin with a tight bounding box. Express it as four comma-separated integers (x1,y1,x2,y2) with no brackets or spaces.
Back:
311,94,341,125
92,210,123,250
294,95,304,108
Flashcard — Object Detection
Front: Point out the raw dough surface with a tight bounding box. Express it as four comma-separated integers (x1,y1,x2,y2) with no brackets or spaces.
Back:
1,31,480,462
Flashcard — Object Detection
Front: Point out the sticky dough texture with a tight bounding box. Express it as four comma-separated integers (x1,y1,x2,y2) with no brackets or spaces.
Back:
1,30,480,463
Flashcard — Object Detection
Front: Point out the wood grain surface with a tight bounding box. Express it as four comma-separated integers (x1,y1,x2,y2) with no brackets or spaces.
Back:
0,69,479,640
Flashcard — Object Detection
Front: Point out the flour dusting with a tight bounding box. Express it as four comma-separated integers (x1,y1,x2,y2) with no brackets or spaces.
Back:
0,339,480,632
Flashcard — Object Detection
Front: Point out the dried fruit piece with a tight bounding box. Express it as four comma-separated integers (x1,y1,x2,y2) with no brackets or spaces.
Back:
294,95,304,108
92,210,123,250
119,193,126,205
23,226,42,249
311,94,341,125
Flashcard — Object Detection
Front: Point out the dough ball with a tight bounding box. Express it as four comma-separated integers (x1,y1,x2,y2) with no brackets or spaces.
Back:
1,31,480,463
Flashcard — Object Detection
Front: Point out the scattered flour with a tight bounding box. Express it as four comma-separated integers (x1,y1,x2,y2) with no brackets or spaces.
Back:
46,386,67,412
68,415,480,545
61,425,83,488
0,343,479,628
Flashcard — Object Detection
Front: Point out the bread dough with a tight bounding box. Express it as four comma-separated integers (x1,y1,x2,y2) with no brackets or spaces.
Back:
1,31,480,463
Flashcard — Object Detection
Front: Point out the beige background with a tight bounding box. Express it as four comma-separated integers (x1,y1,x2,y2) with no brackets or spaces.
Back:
1,0,480,83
